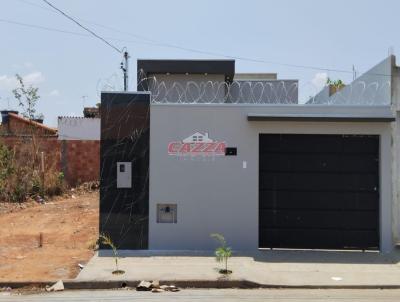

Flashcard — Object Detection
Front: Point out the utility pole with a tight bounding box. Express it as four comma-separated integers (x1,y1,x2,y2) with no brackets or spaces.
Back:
120,50,129,91
81,95,88,108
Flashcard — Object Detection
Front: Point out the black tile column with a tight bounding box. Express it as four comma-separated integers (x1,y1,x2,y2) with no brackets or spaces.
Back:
100,92,150,249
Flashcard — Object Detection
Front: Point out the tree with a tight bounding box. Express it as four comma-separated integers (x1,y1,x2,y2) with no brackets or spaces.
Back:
210,233,232,274
12,74,43,176
12,74,43,120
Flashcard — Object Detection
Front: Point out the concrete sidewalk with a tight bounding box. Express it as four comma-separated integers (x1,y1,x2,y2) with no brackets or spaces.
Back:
75,250,400,288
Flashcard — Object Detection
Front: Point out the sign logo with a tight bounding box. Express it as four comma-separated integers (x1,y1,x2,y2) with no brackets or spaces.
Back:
168,132,226,157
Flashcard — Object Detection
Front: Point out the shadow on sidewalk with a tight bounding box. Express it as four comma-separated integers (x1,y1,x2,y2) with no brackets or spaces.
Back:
98,248,400,265
249,249,400,264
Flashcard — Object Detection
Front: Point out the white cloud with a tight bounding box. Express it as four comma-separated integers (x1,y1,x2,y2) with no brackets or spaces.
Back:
23,72,45,85
0,71,45,91
311,72,328,91
49,89,60,96
0,75,17,91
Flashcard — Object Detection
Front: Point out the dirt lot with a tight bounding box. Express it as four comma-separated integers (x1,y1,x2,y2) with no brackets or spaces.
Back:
0,191,99,282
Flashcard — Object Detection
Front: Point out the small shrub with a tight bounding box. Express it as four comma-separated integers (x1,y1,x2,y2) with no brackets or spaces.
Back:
45,170,65,197
0,141,65,202
99,233,125,275
210,233,232,274
12,182,27,203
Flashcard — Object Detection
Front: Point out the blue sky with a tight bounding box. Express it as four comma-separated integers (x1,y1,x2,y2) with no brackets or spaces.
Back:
0,0,399,126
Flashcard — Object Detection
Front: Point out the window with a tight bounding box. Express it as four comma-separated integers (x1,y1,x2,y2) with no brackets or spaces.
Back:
193,136,198,142
157,204,177,223
119,164,125,172
198,136,203,142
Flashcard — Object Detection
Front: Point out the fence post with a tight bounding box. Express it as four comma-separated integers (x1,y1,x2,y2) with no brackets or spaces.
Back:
41,151,45,196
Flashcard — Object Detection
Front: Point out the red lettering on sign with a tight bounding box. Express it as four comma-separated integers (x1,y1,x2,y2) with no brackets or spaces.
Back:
192,143,205,153
203,142,217,153
215,142,226,154
167,132,228,157
180,143,191,153
168,142,180,154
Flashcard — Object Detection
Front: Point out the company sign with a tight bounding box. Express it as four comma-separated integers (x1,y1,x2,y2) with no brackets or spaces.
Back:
168,132,226,157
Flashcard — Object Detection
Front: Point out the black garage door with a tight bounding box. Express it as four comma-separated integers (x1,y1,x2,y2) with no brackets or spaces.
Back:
259,134,379,250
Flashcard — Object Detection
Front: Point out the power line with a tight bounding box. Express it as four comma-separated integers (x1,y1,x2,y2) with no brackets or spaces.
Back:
13,0,353,74
0,18,154,48
1,11,394,78
1,16,351,75
41,0,121,53
0,18,90,37
15,0,155,43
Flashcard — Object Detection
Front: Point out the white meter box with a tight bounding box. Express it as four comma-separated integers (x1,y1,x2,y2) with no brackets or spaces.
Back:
117,162,132,188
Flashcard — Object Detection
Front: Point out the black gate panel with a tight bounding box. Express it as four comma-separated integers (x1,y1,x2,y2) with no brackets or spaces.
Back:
259,134,379,250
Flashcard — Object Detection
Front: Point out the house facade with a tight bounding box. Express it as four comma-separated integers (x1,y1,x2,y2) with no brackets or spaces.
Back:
100,57,398,253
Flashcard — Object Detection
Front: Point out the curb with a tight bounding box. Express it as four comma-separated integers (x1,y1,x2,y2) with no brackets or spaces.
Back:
2,280,400,290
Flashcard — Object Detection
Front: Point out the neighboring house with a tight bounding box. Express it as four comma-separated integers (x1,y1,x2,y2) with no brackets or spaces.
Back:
58,116,100,140
0,110,61,186
0,111,57,136
57,115,100,186
83,106,100,118
0,110,100,187
182,132,212,143
99,57,398,254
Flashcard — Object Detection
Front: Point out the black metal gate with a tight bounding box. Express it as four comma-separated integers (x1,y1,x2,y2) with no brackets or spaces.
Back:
259,134,379,250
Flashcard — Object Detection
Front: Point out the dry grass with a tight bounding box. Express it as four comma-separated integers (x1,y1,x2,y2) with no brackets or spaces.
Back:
0,138,64,202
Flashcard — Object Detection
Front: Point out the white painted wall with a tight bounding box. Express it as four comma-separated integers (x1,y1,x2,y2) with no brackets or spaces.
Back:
149,104,394,252
392,63,400,246
58,117,100,140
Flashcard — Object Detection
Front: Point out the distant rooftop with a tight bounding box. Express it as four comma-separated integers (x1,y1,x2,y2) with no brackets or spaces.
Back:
83,107,100,118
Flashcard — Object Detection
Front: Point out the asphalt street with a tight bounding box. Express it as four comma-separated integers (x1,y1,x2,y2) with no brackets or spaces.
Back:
1,289,400,302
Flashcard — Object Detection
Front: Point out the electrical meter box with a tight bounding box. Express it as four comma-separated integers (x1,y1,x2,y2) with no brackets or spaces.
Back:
117,162,132,188
157,204,177,223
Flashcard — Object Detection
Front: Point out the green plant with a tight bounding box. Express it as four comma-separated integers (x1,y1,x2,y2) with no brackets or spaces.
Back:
210,233,232,274
326,77,344,88
99,233,125,275
0,78,66,203
44,170,65,196
58,172,64,183
31,171,42,195
12,74,43,121
0,141,65,202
